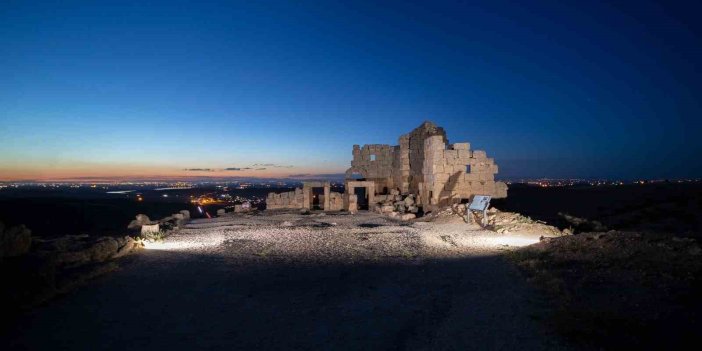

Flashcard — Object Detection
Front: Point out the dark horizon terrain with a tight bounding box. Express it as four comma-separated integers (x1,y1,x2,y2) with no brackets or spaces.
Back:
1,182,699,238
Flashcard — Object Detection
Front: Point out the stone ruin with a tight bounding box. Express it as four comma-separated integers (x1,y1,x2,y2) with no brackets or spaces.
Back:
266,181,344,211
266,121,507,214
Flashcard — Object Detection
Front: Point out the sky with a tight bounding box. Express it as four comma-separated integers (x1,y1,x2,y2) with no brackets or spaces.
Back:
1,0,701,181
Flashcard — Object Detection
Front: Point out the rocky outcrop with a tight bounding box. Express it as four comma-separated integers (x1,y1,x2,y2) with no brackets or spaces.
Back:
1,228,143,318
0,222,32,258
33,235,143,268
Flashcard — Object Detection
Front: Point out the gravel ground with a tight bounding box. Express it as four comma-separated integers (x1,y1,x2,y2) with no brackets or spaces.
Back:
4,211,570,350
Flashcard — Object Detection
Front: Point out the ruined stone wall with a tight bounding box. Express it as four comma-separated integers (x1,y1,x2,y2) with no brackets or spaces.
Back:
348,144,396,192
403,122,447,196
392,137,410,194
266,188,304,209
346,121,507,212
421,136,507,210
318,192,344,211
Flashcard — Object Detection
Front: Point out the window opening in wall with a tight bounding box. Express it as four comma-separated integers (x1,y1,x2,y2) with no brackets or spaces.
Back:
466,165,471,173
370,154,376,161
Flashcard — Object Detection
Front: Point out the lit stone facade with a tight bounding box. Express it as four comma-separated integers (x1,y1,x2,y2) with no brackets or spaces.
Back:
345,121,507,211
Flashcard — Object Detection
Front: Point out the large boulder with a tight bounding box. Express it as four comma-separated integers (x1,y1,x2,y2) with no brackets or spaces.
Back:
36,235,142,268
127,214,152,229
400,213,416,221
380,204,395,213
179,210,190,219
0,223,32,258
53,237,120,267
113,236,143,258
141,224,160,235
404,196,415,206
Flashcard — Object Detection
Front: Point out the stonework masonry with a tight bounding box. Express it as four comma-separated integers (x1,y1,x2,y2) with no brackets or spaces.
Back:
266,182,343,211
267,121,507,213
345,121,507,212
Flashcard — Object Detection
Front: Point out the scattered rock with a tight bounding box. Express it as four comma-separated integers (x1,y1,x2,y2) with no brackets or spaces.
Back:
558,212,608,232
217,209,226,216
235,202,252,213
489,209,563,237
380,205,395,213
400,213,416,221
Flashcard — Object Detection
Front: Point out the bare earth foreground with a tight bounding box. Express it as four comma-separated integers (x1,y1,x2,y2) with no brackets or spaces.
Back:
5,212,569,350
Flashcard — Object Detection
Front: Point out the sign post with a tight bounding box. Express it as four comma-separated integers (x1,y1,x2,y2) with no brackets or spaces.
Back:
468,195,491,226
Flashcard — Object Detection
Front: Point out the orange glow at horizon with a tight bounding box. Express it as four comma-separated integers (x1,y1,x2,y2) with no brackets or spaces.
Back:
0,162,343,182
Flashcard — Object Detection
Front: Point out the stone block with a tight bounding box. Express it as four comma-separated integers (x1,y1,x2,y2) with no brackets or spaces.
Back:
141,224,160,235
473,150,487,159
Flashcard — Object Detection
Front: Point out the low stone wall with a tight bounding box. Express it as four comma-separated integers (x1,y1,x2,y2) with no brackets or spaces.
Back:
266,188,305,209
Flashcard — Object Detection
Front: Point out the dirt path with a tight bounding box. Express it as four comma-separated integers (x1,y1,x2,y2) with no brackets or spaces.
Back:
5,212,569,350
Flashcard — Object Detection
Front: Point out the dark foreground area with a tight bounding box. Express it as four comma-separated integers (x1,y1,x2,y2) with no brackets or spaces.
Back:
3,252,562,350
510,231,702,350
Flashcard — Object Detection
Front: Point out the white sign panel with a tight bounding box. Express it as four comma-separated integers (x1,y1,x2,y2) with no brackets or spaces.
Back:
469,195,491,212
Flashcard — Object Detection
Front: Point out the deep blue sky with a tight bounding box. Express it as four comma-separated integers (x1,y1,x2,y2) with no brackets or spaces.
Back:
1,0,700,180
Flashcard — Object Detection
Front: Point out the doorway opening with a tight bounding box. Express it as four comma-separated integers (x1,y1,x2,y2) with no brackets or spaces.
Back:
354,187,369,210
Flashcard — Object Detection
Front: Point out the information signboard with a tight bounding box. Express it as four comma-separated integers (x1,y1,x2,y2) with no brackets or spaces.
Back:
469,195,491,211
468,195,491,226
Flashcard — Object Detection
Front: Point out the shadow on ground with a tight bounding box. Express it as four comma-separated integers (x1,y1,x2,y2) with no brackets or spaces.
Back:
3,250,566,350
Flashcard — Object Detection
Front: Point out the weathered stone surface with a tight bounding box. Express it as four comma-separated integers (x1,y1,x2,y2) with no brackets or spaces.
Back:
0,223,32,258
343,121,508,213
141,224,160,235
127,214,152,229
404,196,415,206
234,202,252,213
380,205,395,213
50,237,118,267
400,213,416,221
179,210,191,219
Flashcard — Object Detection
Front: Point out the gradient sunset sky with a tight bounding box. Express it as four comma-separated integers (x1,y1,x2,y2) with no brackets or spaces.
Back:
1,0,701,181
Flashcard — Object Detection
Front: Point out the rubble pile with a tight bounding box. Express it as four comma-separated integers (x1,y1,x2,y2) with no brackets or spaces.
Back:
374,189,419,221
488,208,563,236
